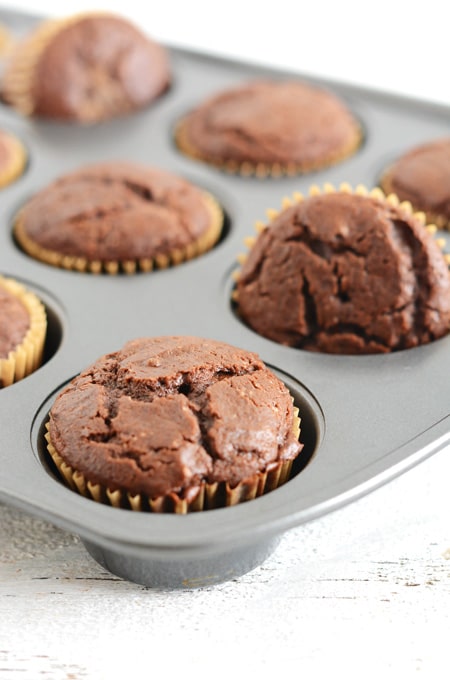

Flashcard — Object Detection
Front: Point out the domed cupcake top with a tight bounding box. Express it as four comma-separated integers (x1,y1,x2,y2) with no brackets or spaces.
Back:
176,80,361,176
47,336,302,505
2,13,171,122
14,161,223,273
236,187,450,354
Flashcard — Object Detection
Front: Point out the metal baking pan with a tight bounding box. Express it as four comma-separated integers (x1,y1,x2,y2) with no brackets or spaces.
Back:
1,7,449,588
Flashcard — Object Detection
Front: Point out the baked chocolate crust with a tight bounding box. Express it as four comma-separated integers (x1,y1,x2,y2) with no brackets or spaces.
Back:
179,80,360,168
16,162,215,261
381,138,450,227
0,283,30,359
30,15,170,122
237,193,450,354
48,337,302,498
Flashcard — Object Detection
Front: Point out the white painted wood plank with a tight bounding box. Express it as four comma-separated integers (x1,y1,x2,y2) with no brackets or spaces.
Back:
0,447,449,679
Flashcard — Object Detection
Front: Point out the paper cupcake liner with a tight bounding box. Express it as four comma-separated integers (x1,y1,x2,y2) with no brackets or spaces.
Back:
0,131,27,188
14,190,224,274
0,275,47,387
0,22,13,58
1,12,108,116
175,119,362,178
381,169,450,232
45,405,301,513
2,16,75,115
232,182,450,299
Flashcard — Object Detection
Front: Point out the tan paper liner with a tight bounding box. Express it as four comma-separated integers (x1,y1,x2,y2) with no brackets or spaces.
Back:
175,118,362,178
13,191,224,274
45,404,301,513
0,275,47,387
0,131,27,188
2,12,109,117
0,22,13,57
381,168,450,232
232,182,450,301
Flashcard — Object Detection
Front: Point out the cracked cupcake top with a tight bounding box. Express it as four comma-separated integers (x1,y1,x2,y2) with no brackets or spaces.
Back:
236,192,450,354
15,161,219,265
2,13,170,122
48,336,302,499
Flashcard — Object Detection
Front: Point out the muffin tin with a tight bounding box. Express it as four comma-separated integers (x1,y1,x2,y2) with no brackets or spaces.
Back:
1,7,449,588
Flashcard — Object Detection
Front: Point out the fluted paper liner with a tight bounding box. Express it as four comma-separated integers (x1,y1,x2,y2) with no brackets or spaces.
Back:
45,403,301,513
175,118,362,178
0,275,47,387
381,166,450,232
232,182,450,300
0,131,27,188
2,13,109,117
14,190,224,274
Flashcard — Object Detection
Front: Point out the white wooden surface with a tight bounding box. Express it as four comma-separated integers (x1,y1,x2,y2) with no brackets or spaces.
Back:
1,446,449,680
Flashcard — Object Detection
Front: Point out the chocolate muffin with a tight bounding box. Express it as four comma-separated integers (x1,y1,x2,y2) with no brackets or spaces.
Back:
14,161,223,274
380,138,450,230
235,186,450,354
0,275,47,387
0,129,27,188
1,13,170,123
176,80,361,177
45,336,303,512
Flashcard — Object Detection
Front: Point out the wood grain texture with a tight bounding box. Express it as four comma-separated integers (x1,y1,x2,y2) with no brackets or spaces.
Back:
1,447,449,679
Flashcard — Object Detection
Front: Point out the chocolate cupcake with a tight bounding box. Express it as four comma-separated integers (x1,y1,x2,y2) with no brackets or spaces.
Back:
14,161,223,274
0,129,27,188
1,12,170,123
235,185,450,354
176,80,361,177
45,336,303,512
380,138,450,231
0,275,47,387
